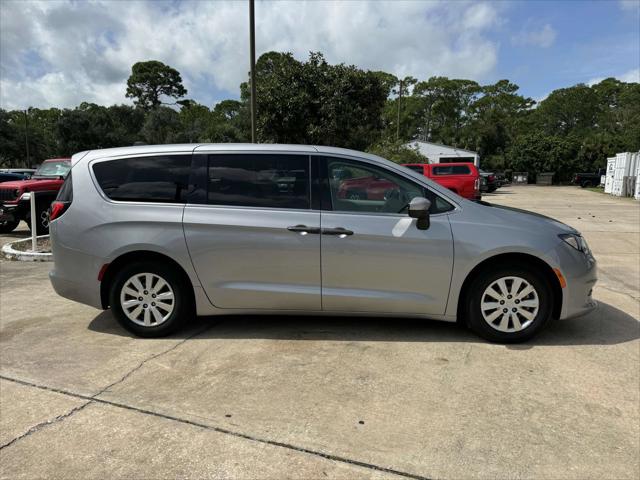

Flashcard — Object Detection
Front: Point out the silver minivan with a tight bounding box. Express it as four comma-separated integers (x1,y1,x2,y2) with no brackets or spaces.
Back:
49,144,597,342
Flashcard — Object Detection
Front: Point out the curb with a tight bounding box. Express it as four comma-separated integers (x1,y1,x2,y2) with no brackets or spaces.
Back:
1,235,52,262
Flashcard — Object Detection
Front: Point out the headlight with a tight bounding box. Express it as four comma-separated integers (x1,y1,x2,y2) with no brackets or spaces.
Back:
18,191,31,201
559,233,590,255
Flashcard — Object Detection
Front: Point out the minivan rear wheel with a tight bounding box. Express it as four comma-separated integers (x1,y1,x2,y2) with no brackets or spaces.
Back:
465,266,553,343
109,261,192,337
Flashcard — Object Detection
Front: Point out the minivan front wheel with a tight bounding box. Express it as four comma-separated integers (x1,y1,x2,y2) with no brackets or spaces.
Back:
465,266,553,343
109,262,191,337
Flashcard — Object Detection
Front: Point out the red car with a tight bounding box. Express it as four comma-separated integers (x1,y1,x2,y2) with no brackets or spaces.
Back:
0,158,71,234
402,162,481,200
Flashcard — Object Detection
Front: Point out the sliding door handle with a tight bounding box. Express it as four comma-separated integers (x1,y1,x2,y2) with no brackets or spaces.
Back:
287,225,320,235
322,227,354,237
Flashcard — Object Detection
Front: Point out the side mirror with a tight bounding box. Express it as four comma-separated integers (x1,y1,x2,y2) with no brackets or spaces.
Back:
408,196,431,230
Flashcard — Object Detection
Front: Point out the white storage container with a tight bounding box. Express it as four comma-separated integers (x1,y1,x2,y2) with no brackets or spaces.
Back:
635,157,640,200
604,157,616,193
612,152,636,196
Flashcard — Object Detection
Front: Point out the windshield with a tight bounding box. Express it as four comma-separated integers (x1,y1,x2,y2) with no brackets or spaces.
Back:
35,161,70,177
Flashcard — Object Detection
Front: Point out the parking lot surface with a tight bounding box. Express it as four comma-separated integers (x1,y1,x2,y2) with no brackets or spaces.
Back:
1,186,638,479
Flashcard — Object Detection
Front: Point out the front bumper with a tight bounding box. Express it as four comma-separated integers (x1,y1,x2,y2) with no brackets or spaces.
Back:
553,242,598,320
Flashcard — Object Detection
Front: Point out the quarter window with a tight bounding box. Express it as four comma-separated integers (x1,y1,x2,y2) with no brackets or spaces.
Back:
93,155,191,203
208,154,310,209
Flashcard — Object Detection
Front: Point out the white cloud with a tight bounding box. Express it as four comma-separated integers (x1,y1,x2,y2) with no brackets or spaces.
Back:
587,67,640,85
619,67,640,83
619,0,640,12
512,23,557,48
0,0,502,110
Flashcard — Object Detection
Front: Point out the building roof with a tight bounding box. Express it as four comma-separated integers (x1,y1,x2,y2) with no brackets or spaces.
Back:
404,140,478,156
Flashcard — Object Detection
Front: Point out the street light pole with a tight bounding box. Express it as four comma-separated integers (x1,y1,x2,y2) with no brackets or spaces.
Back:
396,79,403,141
24,109,30,167
249,0,257,143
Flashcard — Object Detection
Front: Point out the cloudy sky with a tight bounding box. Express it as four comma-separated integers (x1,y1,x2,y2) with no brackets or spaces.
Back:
1,0,638,110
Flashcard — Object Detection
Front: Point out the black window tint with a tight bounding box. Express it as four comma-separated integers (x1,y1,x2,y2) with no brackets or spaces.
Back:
452,165,470,174
433,165,470,175
404,165,425,173
208,154,310,209
56,172,73,202
93,155,191,203
432,166,452,176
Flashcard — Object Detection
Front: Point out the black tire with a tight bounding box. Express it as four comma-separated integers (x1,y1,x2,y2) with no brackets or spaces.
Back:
465,265,553,343
0,219,20,234
581,180,592,188
109,261,193,337
26,205,50,235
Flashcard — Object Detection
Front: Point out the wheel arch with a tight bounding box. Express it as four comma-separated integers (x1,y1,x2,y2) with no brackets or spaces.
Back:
456,252,562,324
100,250,195,309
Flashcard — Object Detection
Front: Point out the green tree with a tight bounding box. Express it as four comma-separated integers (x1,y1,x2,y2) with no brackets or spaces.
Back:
242,51,387,150
0,109,24,167
140,106,184,144
207,100,250,142
126,60,187,110
470,80,534,160
533,84,599,136
57,103,145,154
367,139,426,164
507,132,578,181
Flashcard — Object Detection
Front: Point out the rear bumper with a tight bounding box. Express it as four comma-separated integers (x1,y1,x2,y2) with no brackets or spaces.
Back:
49,222,103,309
49,267,102,309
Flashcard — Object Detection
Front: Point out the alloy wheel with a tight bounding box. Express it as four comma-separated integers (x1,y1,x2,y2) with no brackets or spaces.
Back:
120,273,175,327
480,276,539,332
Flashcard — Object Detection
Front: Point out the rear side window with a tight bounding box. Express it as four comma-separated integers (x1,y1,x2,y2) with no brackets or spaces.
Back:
432,165,471,175
56,172,73,202
93,155,191,203
208,154,310,209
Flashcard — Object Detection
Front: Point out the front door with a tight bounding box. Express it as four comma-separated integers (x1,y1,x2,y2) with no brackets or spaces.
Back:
319,156,454,315
183,153,321,310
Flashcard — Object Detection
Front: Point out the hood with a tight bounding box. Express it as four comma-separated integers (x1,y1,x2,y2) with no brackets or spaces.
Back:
467,200,577,235
0,178,63,191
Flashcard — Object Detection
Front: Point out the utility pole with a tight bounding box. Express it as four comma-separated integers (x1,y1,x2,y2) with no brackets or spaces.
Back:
249,0,257,143
24,109,30,167
396,79,403,141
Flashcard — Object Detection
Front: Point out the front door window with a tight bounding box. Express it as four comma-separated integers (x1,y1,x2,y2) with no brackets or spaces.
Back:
325,158,453,214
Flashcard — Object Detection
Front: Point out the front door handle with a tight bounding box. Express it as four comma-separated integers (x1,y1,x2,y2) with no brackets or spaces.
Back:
287,225,320,235
322,227,354,237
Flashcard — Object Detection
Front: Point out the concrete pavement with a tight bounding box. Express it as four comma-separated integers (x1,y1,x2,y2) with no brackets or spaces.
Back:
1,187,638,479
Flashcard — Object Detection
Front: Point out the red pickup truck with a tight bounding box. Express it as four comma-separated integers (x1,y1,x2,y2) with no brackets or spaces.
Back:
0,158,71,234
402,162,481,200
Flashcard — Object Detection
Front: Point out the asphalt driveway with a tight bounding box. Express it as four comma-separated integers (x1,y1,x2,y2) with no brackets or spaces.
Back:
1,186,638,479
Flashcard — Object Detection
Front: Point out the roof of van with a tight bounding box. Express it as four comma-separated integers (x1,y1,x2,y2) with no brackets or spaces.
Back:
72,143,387,165
70,143,463,206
